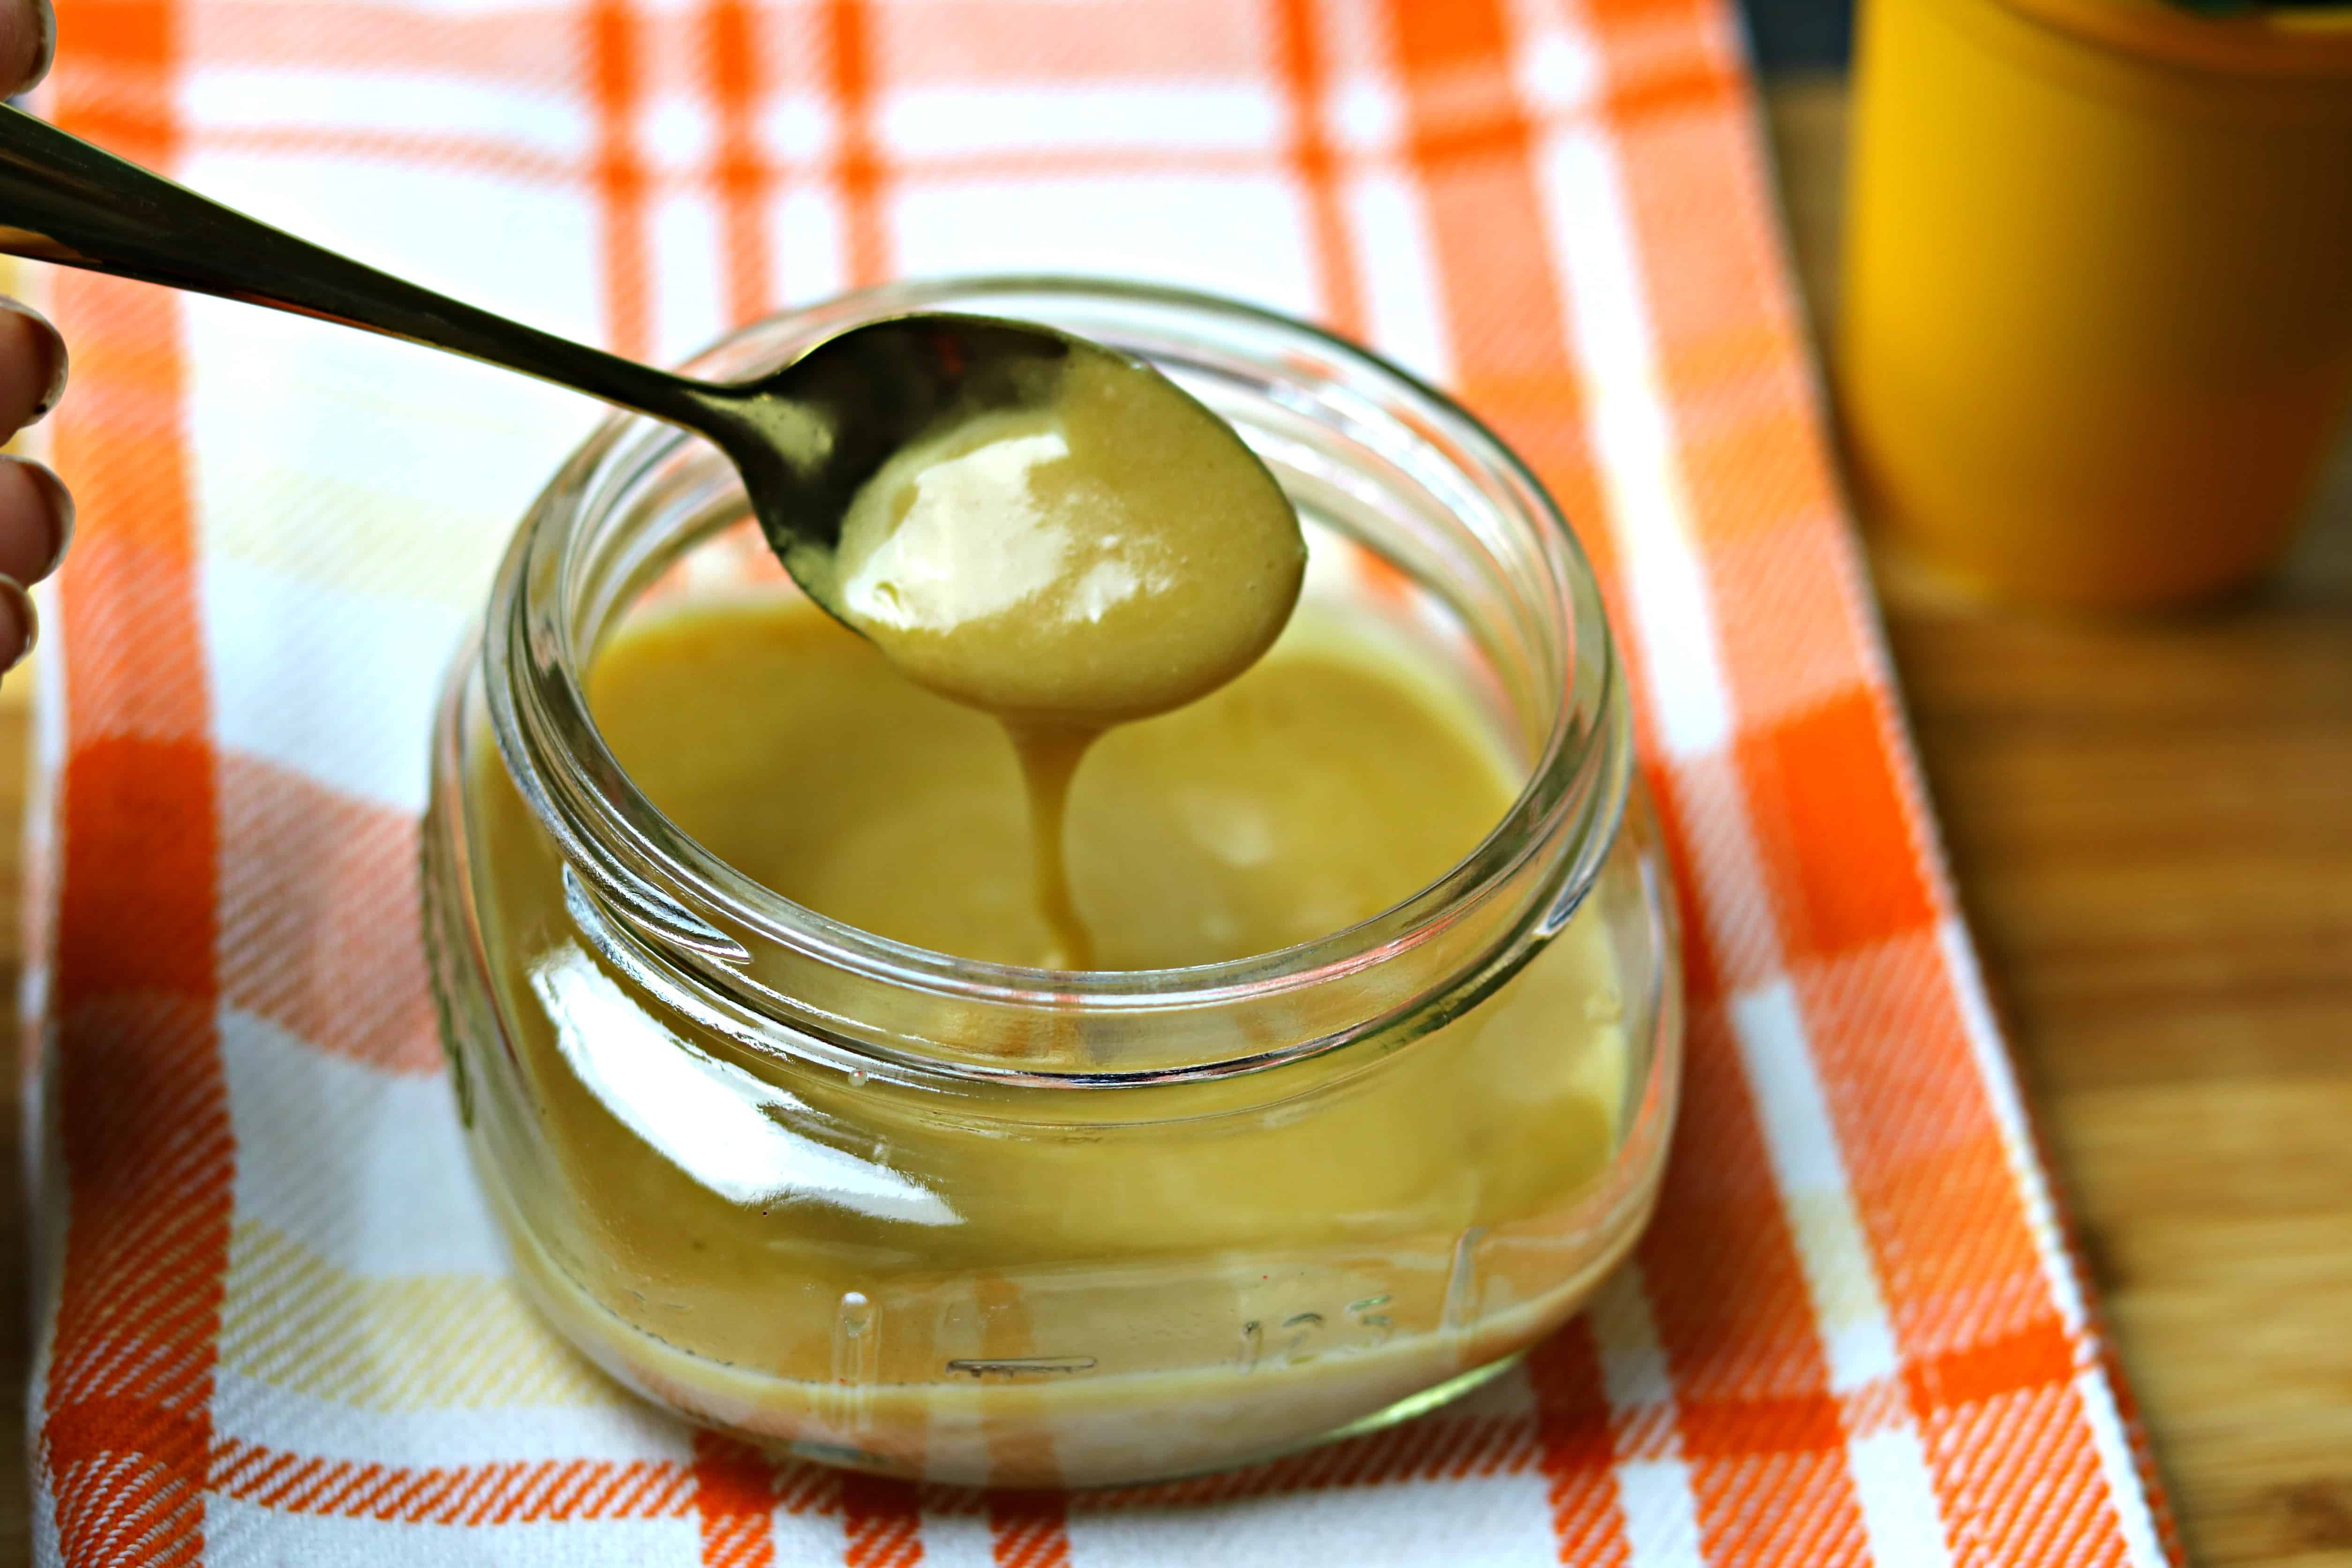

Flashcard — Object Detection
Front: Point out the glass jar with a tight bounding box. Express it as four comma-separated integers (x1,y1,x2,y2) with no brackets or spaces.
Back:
421,278,1683,1489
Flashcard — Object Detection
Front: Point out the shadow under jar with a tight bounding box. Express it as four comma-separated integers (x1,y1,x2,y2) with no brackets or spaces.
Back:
421,278,1684,1490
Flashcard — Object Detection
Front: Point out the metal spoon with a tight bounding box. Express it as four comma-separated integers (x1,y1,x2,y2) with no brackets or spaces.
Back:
0,103,1076,603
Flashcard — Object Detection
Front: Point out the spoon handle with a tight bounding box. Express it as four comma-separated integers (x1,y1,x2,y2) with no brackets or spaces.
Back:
0,105,716,428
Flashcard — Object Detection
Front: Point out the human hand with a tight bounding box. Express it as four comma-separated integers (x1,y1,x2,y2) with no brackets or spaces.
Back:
0,0,71,675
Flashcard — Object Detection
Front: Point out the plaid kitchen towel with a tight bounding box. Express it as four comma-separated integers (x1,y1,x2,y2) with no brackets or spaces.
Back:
17,0,2182,1561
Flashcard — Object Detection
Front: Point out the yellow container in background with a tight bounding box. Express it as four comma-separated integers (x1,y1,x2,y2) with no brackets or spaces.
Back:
1839,0,2352,609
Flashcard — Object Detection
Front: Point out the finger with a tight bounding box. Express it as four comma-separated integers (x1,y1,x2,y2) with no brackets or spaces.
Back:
0,456,70,585
0,574,34,675
0,0,52,95
0,299,67,429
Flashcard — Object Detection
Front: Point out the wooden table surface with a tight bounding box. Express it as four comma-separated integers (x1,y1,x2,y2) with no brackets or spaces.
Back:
1,75,2347,1568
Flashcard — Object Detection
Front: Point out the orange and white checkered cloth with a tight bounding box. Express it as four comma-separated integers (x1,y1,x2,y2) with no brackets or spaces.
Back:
19,0,2182,1561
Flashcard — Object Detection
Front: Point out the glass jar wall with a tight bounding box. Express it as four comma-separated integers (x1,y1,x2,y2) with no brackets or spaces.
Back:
421,278,1683,1488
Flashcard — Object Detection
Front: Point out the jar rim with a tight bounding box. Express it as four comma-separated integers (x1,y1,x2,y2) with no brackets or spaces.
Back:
483,275,1629,1069
1967,0,2352,76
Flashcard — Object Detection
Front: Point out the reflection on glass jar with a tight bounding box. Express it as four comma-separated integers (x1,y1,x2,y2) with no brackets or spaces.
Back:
421,278,1684,1489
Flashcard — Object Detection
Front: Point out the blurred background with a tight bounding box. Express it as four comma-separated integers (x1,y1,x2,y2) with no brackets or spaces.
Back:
1740,0,1852,68
1744,3,2352,1561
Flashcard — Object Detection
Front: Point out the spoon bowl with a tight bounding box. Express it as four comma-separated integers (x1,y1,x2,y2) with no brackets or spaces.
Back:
689,313,1075,614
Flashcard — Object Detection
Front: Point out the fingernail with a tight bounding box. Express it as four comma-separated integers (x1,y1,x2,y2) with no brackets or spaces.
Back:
0,297,67,421
0,574,36,675
29,0,54,86
2,456,72,578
